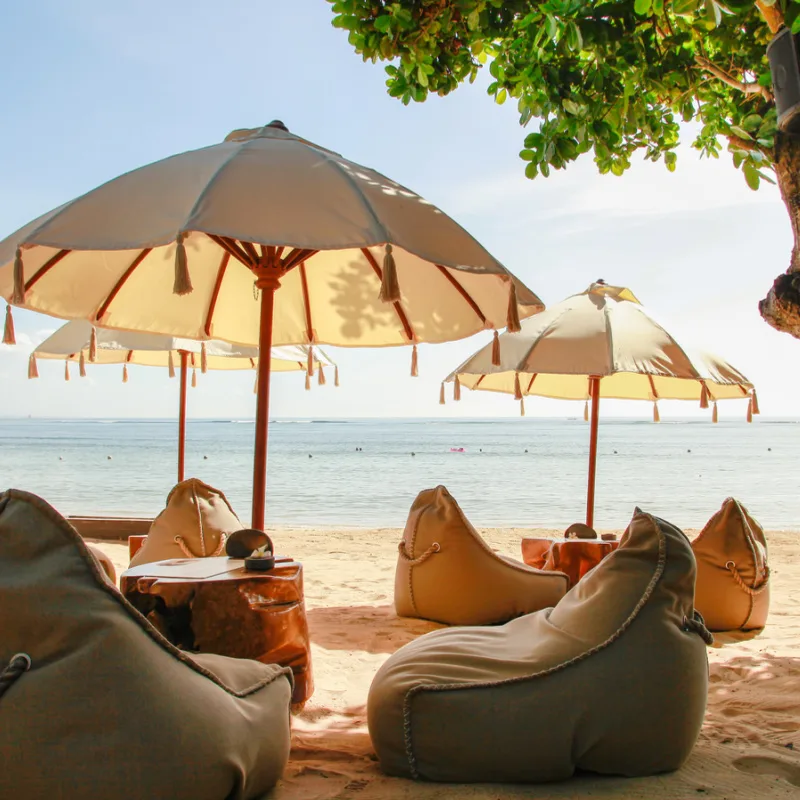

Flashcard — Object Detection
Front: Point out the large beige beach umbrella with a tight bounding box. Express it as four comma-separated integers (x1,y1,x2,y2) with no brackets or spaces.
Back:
30,319,337,482
444,281,757,528
0,121,543,528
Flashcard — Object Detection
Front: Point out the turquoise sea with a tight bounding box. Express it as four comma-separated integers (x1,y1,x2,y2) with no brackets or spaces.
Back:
0,417,797,531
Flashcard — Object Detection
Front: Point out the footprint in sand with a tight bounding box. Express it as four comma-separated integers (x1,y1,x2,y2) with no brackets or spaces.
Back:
733,755,800,787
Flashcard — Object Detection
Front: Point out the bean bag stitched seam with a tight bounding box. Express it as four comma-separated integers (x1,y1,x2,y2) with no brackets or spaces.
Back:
419,490,570,582
1,489,292,699
162,477,242,523
399,514,668,779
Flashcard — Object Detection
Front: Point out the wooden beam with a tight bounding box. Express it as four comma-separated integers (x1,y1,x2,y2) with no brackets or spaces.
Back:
96,249,152,321
24,249,71,292
204,252,230,337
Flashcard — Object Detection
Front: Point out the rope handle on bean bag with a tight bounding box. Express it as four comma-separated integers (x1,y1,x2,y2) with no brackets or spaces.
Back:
0,653,31,700
398,541,441,566
726,561,770,596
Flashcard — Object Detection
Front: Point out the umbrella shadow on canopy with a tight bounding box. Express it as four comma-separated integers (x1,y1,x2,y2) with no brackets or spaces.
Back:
0,120,544,529
30,319,337,482
444,281,758,528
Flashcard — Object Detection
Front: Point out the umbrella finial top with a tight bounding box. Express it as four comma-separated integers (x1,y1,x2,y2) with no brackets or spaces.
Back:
224,121,292,143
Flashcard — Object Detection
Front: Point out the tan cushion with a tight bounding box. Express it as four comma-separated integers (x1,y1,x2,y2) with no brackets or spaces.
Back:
86,544,116,584
692,497,769,633
129,478,244,567
0,489,293,800
394,486,568,626
370,509,710,783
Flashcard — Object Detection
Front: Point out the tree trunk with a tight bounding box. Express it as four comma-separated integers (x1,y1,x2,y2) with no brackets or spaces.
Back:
759,131,800,339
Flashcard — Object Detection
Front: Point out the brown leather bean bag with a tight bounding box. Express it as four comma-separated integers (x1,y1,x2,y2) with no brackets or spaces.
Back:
692,497,769,634
370,509,710,783
0,489,293,800
129,478,244,567
521,538,619,588
394,486,568,626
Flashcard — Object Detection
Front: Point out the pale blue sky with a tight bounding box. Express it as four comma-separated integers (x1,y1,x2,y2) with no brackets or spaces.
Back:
1,0,796,420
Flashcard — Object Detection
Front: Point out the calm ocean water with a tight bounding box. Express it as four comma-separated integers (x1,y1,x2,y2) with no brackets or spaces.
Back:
0,417,797,531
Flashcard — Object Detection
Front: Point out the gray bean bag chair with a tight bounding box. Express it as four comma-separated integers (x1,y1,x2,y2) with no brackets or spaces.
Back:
369,508,711,783
0,489,293,800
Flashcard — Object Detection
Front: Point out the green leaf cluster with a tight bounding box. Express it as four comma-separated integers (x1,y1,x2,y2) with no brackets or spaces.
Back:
328,0,792,189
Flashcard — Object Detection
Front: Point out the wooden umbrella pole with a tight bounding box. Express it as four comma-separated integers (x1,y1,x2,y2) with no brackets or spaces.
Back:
252,274,280,530
178,351,188,483
586,376,601,528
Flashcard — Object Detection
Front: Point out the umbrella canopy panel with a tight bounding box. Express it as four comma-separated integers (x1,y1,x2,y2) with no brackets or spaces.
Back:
32,320,334,373
447,282,753,401
1,124,543,348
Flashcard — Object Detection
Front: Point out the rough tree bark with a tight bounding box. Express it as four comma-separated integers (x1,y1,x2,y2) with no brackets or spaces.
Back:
759,132,800,338
756,1,800,339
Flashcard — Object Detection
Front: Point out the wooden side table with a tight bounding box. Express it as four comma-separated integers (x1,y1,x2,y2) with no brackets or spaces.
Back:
521,539,619,588
121,556,313,708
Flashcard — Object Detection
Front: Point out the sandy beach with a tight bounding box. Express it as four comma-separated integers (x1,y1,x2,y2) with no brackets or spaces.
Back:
93,525,800,799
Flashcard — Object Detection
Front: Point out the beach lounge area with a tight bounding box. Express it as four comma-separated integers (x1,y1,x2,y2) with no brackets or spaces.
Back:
3,2,800,797
81,520,800,799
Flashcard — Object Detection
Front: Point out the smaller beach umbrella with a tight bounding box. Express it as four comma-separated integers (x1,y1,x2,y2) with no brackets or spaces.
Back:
31,320,337,481
443,282,757,528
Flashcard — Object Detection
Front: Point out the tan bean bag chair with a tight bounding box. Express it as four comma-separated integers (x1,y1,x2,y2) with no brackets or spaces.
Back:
129,478,244,567
86,543,116,584
0,489,293,800
370,508,711,783
692,497,769,635
395,486,568,626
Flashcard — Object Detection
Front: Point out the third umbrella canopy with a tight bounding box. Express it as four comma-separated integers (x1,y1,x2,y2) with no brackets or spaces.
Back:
31,319,336,482
444,281,757,528
0,121,544,528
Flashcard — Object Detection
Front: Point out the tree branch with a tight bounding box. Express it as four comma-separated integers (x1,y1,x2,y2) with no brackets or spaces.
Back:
727,134,758,152
756,0,784,34
695,56,773,103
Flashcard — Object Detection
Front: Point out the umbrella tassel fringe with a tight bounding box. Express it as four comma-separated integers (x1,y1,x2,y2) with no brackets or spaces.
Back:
318,364,326,386
699,383,709,409
191,367,196,388
520,397,525,417
747,398,753,423
89,327,98,362
653,401,660,423
454,374,461,401
12,248,25,304
168,350,176,378
751,389,760,415
514,372,522,401
506,281,521,333
584,400,589,422
334,365,340,387
173,233,193,295
79,350,87,378
3,305,15,345
491,330,500,366
64,360,70,382
28,353,38,379
305,372,311,391
439,382,445,405
411,344,418,377
379,244,400,303
123,364,129,383
201,342,207,374
712,402,718,424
